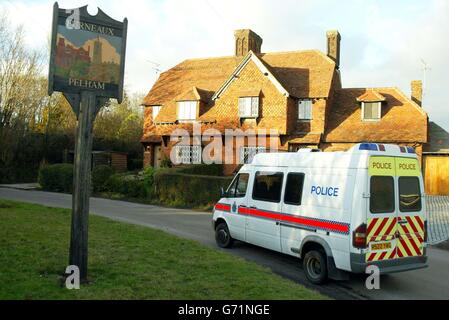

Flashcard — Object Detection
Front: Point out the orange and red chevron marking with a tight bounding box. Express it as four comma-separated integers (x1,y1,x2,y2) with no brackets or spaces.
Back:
366,215,424,262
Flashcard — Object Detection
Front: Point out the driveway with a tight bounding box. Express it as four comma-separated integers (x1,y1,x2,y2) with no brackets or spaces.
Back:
1,187,449,300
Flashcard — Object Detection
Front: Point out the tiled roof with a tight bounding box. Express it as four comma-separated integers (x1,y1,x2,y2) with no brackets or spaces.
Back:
142,50,336,107
356,90,386,102
424,122,449,153
324,88,427,143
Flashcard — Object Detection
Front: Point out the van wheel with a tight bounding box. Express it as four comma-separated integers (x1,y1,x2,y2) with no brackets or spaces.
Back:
215,222,234,248
303,250,328,284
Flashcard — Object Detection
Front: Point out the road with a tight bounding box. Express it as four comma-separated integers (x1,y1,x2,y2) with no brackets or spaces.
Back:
1,187,449,300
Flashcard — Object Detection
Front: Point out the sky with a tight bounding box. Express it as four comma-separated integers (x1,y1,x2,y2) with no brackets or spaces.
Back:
1,0,448,129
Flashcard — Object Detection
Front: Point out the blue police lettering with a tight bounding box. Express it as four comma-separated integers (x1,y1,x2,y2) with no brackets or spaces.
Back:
311,186,339,197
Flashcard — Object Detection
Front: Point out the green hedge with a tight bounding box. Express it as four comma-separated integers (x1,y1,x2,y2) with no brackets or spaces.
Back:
154,170,232,208
176,164,224,176
92,165,114,192
104,173,147,198
38,164,73,193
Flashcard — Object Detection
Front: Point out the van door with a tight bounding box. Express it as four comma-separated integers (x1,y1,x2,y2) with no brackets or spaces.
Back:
366,156,398,262
221,172,250,241
243,169,284,252
395,157,425,259
366,156,425,262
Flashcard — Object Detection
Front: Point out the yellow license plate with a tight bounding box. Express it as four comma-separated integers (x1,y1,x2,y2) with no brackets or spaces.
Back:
371,242,392,251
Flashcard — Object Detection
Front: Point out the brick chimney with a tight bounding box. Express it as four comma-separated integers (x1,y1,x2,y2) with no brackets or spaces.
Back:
234,29,263,57
411,80,423,106
326,30,341,69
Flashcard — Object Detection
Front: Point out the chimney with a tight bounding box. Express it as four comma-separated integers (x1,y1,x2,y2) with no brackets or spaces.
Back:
234,29,263,57
326,30,341,69
411,80,423,106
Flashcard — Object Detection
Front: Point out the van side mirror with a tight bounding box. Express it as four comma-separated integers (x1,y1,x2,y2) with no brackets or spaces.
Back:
220,187,228,198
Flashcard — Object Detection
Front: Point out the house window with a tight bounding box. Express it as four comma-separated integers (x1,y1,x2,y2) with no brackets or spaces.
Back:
178,101,197,121
238,97,259,118
362,102,381,121
240,146,266,164
298,100,312,120
175,145,201,164
152,106,161,121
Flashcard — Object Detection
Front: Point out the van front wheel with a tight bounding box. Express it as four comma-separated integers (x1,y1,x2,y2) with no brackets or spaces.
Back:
303,250,328,284
215,222,234,248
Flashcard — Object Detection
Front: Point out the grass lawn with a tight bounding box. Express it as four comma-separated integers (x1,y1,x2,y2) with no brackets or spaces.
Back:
0,199,326,300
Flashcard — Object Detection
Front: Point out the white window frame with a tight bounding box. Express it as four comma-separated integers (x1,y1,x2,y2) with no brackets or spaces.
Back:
361,101,381,121
298,100,312,121
238,96,259,118
177,101,197,122
175,145,202,164
239,146,266,164
152,105,162,121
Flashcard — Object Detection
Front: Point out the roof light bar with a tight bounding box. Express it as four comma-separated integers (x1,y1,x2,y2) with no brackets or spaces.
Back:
359,143,378,151
407,147,416,154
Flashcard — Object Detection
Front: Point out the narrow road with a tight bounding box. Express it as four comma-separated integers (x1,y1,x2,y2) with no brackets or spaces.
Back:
1,188,448,300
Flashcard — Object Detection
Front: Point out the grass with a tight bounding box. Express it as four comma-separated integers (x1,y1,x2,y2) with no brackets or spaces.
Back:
0,199,326,300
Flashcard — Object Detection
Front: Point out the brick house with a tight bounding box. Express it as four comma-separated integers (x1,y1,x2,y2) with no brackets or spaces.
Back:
141,29,428,175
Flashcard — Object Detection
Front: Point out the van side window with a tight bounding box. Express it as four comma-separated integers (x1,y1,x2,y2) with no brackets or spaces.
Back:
399,177,422,212
226,173,249,198
370,176,395,213
252,171,284,203
284,173,305,205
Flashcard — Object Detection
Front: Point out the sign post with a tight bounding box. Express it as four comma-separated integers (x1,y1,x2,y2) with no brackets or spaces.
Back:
48,2,127,281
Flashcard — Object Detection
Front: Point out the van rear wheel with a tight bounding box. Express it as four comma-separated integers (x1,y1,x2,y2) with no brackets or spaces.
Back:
215,222,234,248
303,250,328,284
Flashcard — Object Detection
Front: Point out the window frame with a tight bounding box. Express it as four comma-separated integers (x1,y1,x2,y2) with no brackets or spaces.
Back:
152,105,162,121
177,100,197,122
226,173,249,198
174,145,202,164
362,101,382,121
283,172,305,206
369,175,395,214
238,96,259,118
252,171,284,203
298,99,313,121
398,176,422,212
239,146,266,164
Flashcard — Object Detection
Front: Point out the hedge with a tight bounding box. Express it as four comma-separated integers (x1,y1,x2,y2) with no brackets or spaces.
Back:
176,164,224,176
92,165,114,192
154,170,233,208
38,164,73,193
103,173,147,198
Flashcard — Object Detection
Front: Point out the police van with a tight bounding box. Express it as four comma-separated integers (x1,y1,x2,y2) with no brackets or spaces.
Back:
212,143,428,284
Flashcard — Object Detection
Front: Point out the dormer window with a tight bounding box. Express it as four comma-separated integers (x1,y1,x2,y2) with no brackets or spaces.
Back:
298,100,312,120
177,101,197,122
238,97,259,118
357,90,386,122
362,102,381,121
152,105,162,121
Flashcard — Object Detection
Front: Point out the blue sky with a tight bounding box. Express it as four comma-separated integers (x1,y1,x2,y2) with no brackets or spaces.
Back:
2,0,448,129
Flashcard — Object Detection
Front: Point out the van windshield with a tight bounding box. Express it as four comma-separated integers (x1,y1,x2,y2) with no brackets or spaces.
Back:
370,176,395,213
399,177,422,212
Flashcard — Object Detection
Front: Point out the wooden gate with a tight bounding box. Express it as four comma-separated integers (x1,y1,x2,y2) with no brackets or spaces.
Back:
423,155,449,195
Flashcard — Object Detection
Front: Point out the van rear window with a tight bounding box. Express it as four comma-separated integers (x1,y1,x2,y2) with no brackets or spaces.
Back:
399,177,422,212
252,172,283,203
370,176,395,213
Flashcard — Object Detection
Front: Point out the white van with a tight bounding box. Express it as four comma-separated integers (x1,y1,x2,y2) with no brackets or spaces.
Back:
212,143,428,284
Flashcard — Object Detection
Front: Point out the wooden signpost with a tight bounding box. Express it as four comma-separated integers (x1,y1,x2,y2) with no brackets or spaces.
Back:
48,2,127,281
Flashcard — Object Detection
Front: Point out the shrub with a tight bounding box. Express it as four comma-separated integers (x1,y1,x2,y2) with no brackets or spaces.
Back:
160,157,172,168
92,165,114,192
38,164,73,193
176,164,223,176
142,166,156,197
154,171,232,209
104,173,146,198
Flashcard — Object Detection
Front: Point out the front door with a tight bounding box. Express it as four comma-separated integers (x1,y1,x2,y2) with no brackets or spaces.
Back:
153,144,162,168
366,156,425,263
